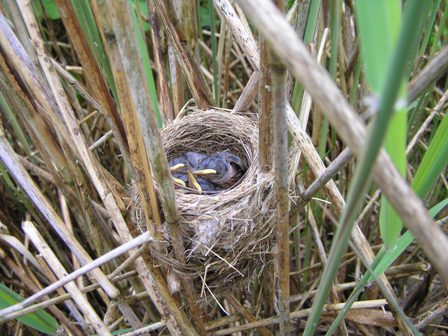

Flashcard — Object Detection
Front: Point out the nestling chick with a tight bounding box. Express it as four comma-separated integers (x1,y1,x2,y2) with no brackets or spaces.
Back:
168,156,190,188
195,150,246,190
168,153,216,192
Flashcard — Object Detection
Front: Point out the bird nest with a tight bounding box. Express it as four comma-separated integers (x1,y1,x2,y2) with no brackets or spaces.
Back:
148,108,276,299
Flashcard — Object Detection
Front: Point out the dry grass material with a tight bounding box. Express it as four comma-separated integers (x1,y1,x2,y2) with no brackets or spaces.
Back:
1,1,447,334
136,108,277,296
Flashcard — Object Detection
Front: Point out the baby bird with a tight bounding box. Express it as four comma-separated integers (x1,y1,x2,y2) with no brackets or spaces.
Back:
194,150,246,190
168,153,216,192
184,151,208,168
195,176,216,192
169,150,246,192
168,156,190,188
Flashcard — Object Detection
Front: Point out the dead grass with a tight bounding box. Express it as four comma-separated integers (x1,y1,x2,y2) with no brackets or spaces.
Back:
0,1,447,335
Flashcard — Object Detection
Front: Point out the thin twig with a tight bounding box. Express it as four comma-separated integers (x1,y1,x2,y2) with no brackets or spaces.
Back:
0,229,152,321
153,0,214,109
406,88,448,154
0,129,118,298
21,221,112,336
121,321,166,335
210,300,388,335
408,45,448,103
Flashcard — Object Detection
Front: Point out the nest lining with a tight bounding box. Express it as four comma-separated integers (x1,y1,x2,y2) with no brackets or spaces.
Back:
150,108,276,294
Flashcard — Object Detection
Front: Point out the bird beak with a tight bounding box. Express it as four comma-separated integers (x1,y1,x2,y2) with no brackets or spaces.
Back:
172,176,186,187
192,169,217,176
187,171,202,193
169,163,185,172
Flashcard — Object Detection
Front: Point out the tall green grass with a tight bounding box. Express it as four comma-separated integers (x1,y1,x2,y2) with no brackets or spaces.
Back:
130,0,163,128
291,0,321,114
71,0,118,100
303,1,429,334
358,0,405,250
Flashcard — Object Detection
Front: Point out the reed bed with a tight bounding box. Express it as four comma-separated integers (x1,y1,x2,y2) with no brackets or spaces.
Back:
0,0,447,335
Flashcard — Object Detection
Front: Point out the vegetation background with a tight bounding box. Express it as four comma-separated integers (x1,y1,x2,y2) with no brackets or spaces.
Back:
0,0,446,335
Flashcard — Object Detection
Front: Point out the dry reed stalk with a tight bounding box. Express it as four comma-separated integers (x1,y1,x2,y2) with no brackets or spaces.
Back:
2,4,199,334
299,28,329,128
91,0,162,238
288,28,326,195
169,46,186,116
216,20,226,104
0,17,71,175
225,294,272,336
58,192,82,290
209,299,388,335
257,64,276,312
2,0,34,57
172,0,198,53
119,321,166,335
408,45,448,103
17,155,109,219
202,40,248,91
0,134,118,297
14,0,134,295
170,0,198,114
289,0,310,40
93,1,204,334
299,62,448,209
233,71,259,112
216,1,424,333
222,27,233,108
305,201,347,332
0,230,151,321
148,1,174,122
0,253,84,335
23,221,111,336
52,0,129,158
258,39,272,172
0,55,112,259
0,268,139,322
168,3,186,116
236,0,448,286
295,28,345,328
269,2,290,333
152,0,214,109
407,89,448,154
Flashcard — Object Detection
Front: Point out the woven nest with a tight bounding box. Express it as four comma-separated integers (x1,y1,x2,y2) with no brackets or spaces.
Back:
150,108,276,298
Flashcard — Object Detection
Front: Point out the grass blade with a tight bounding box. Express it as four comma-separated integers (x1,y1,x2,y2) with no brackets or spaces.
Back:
291,0,321,114
303,1,427,334
325,198,448,335
412,112,448,198
0,91,32,156
0,284,59,335
70,0,118,99
356,0,401,90
356,0,406,249
324,107,448,334
130,0,163,128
